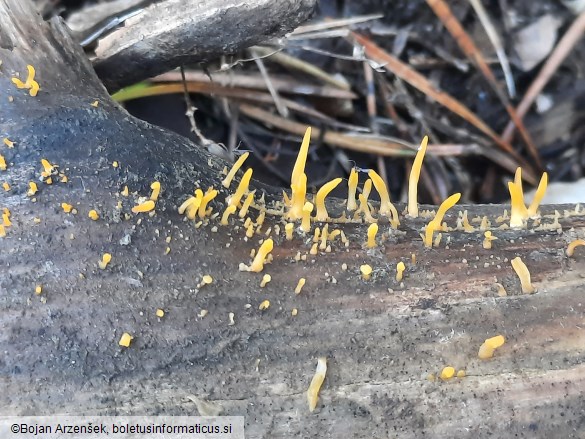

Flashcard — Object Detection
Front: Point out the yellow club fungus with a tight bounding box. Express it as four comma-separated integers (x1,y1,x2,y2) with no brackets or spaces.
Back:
360,264,372,280
511,257,535,294
457,370,466,378
156,309,165,318
508,168,529,228
222,151,250,188
259,300,270,311
112,161,119,168
91,100,99,107
301,202,313,233
362,178,372,200
310,243,318,255
407,136,428,218
238,191,255,218
307,357,327,412
88,210,99,221
61,203,73,213
27,182,38,196
3,212,11,227
319,224,329,250
295,277,306,294
121,186,129,197
396,261,405,282
248,239,274,272
285,223,294,241
201,275,213,285
260,274,271,287
368,169,400,228
483,231,497,249
132,200,155,213
288,172,307,220
315,178,342,221
3,138,14,148
228,312,236,326
220,205,237,225
313,227,321,243
291,127,311,191
228,168,252,208
150,181,161,201
35,285,42,295
291,308,298,316
357,193,376,223
0,155,6,171
527,172,548,217
566,239,585,257
366,223,378,248
98,253,112,269
0,225,5,238
118,333,133,348
439,366,455,381
347,168,358,211
478,335,505,359
424,193,461,248
41,159,55,176
2,182,9,191
198,188,218,218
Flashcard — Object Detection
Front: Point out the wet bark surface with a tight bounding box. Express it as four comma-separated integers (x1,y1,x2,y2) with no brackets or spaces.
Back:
1,1,585,438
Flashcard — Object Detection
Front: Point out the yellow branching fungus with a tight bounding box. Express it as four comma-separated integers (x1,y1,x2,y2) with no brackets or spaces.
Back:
288,173,307,220
179,190,203,219
527,172,548,217
198,188,218,218
3,138,14,148
150,181,161,201
301,202,313,233
291,127,311,192
366,223,378,248
360,264,372,280
439,366,455,381
347,168,358,211
285,223,294,241
307,357,327,412
88,210,99,221
511,257,535,294
260,274,271,287
478,335,505,359
483,231,497,249
408,136,428,218
248,238,274,272
0,155,6,171
222,151,249,188
424,193,461,248
98,253,112,270
368,169,400,228
567,239,585,257
27,182,37,196
259,300,270,311
228,168,252,208
315,178,342,221
295,277,306,294
118,332,133,347
12,65,39,96
220,205,237,225
508,168,530,228
132,200,155,213
238,191,255,218
396,261,405,282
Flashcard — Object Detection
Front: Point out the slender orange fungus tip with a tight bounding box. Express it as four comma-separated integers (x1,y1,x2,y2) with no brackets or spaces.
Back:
315,178,342,221
222,151,249,188
527,172,548,217
248,239,274,272
408,136,428,217
347,168,358,211
366,223,378,248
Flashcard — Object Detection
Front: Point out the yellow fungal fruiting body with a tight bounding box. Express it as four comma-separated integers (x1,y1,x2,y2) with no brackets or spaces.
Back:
408,136,428,218
35,285,42,295
360,264,372,280
0,225,5,238
259,300,270,310
156,309,165,318
27,182,38,196
307,357,327,412
478,335,505,359
121,186,129,197
347,168,358,211
202,275,213,285
315,178,342,221
366,223,378,248
2,182,9,191
119,333,133,347
301,202,313,233
483,231,497,249
61,203,73,213
424,193,461,248
511,257,535,294
88,210,99,221
288,173,307,220
98,253,112,270
368,169,400,228
396,261,406,282
222,151,250,188
238,191,255,218
150,181,161,201
0,155,7,171
228,169,252,208
132,200,155,213
248,239,274,272
260,274,271,287
291,127,311,193
527,172,548,217
3,138,14,148
440,366,455,380
567,239,585,257
295,278,306,294
220,205,237,225
285,223,294,241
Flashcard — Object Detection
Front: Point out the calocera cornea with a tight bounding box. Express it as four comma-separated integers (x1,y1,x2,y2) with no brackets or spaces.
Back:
258,300,270,311
246,239,274,272
407,136,428,218
288,173,307,220
238,191,255,218
511,256,536,294
483,231,497,249
227,169,252,208
396,261,406,282
295,277,306,294
118,332,133,348
220,205,237,225
0,155,7,171
307,357,327,412
508,168,548,227
439,366,455,381
260,274,271,288
315,178,342,221
424,193,461,248
366,223,378,248
346,168,359,211
368,169,400,228
3,138,14,148
566,239,585,257
478,335,505,359
88,210,99,221
98,253,112,270
301,202,314,233
132,200,155,213
150,181,161,201
360,264,373,280
285,223,294,241
198,188,218,218
222,151,249,188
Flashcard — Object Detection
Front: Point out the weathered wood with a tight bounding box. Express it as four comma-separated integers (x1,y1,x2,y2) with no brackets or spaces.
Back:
1,2,585,438
89,0,317,91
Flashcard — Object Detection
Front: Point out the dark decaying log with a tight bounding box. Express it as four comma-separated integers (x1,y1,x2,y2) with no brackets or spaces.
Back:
1,1,585,438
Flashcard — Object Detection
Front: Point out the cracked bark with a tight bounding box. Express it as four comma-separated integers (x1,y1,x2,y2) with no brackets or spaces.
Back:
1,1,585,438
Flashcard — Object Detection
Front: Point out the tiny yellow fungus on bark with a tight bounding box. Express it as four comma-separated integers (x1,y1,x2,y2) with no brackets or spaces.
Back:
228,168,252,208
238,191,255,218
41,159,55,175
220,205,237,225
285,223,294,241
310,243,318,255
366,223,378,248
88,210,99,221
132,200,155,213
313,227,321,243
424,193,461,248
202,275,213,285
222,152,250,188
259,300,270,310
156,309,165,318
0,225,5,238
483,231,497,249
347,168,359,211
527,172,548,217
150,181,161,201
61,203,73,213
121,186,129,197
396,261,406,282
35,285,42,295
291,127,311,191
91,100,99,107
3,213,11,227
478,335,505,359
3,138,14,148
360,264,372,280
368,169,400,227
295,277,306,294
260,274,271,287
248,239,274,272
408,136,428,218
27,182,38,196
440,366,455,380
307,357,327,412
362,178,372,200
98,253,112,270
288,173,307,220
119,333,133,347
511,257,535,293
315,178,342,221
567,239,585,257
0,155,6,171
457,370,466,378
357,194,376,223
291,308,298,316
301,202,313,233
197,188,217,219
2,182,9,191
